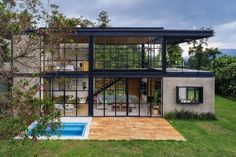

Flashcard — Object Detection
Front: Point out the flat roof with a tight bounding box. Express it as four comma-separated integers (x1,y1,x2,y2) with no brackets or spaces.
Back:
27,27,214,44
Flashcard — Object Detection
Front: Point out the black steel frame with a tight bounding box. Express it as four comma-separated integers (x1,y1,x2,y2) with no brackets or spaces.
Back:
176,86,204,104
93,77,162,117
37,27,214,117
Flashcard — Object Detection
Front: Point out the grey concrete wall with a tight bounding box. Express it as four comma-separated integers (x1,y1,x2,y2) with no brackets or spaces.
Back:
12,35,41,98
162,77,215,115
13,35,41,73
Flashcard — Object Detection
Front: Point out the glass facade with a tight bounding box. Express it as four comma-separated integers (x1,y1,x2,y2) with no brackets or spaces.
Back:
41,39,89,72
40,35,163,117
93,78,162,117
42,77,89,116
38,29,212,117
94,37,162,70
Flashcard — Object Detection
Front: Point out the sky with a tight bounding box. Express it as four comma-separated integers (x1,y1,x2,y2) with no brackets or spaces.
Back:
42,0,236,56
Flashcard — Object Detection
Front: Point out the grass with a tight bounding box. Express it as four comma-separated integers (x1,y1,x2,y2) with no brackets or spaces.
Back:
0,96,236,157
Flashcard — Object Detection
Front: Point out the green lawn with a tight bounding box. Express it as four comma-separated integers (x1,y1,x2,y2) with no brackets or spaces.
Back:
1,96,236,157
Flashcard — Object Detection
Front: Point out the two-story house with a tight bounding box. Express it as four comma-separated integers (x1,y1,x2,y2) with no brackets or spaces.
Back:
13,27,215,117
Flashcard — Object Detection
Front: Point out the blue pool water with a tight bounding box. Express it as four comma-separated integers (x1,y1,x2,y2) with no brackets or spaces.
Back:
28,122,87,137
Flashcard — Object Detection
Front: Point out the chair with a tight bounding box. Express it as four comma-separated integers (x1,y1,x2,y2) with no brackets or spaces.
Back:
96,95,108,110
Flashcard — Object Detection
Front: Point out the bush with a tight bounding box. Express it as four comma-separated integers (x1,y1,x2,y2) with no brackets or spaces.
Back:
164,112,176,120
0,116,22,140
164,110,216,120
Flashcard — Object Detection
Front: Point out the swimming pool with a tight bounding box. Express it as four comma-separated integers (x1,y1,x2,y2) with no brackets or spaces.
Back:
28,122,87,137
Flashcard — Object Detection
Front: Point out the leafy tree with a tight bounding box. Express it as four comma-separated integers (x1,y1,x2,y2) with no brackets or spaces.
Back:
96,11,111,27
1,79,61,140
187,38,208,70
167,44,183,67
0,0,63,142
0,0,100,143
48,4,94,28
187,38,236,99
188,43,221,71
205,48,221,71
214,56,236,98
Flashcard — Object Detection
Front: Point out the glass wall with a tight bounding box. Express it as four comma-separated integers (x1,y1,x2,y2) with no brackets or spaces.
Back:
93,78,127,116
94,37,162,70
41,37,89,72
42,77,89,116
93,77,162,117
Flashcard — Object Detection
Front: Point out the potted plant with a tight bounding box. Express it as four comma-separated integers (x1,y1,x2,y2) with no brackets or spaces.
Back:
152,90,161,115
82,82,87,90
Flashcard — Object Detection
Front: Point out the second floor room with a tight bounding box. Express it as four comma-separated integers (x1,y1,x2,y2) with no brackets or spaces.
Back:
11,27,214,75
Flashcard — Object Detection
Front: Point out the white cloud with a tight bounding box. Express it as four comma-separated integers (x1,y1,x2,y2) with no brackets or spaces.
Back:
179,43,189,57
180,20,236,57
216,21,236,30
210,20,236,49
42,0,236,51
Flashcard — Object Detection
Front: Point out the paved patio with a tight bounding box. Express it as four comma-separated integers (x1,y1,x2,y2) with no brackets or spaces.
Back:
88,117,186,141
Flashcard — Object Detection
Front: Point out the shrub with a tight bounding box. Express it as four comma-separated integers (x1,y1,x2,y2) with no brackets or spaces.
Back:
164,109,216,120
164,112,176,120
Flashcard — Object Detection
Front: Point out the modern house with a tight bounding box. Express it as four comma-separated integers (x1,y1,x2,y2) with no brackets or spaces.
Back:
13,27,215,117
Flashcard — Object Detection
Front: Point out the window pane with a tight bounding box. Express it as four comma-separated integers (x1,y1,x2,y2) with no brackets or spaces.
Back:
53,91,64,104
65,104,76,116
187,88,195,100
177,87,203,104
195,89,199,101
179,87,187,100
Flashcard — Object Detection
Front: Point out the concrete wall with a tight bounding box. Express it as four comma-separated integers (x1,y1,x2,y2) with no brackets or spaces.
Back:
162,77,215,115
13,35,41,73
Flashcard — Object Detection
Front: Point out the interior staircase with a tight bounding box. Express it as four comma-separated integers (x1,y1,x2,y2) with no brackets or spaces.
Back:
93,78,122,96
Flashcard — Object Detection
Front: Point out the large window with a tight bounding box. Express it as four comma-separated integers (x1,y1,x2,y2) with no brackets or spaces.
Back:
95,45,142,69
176,86,203,104
93,77,162,117
42,77,89,116
41,37,89,72
94,37,162,70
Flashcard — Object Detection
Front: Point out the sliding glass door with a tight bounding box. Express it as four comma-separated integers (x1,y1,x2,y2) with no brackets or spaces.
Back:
93,77,162,117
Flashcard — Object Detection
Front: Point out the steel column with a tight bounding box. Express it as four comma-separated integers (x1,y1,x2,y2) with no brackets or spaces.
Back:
161,37,167,73
141,44,145,68
88,36,94,116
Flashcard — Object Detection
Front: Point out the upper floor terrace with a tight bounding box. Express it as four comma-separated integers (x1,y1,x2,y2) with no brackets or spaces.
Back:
13,27,214,77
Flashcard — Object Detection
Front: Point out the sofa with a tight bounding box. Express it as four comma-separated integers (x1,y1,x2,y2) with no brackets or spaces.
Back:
97,94,138,105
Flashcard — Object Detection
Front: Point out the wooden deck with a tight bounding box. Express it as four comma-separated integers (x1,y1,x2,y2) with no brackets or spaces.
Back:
88,117,186,141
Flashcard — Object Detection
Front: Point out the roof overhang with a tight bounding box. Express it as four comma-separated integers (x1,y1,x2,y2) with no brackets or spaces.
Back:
25,27,214,45
75,27,214,44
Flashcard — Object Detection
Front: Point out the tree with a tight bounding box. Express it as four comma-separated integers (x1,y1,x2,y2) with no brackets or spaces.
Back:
188,38,235,99
187,38,208,70
214,56,236,98
0,0,101,142
0,0,62,141
96,11,111,27
205,48,221,71
167,44,183,67
48,4,94,28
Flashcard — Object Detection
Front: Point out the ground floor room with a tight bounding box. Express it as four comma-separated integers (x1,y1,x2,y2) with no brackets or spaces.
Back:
12,75,215,117
41,77,162,117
